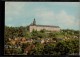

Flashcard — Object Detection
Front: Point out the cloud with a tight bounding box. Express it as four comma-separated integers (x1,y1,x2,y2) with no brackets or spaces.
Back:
36,11,55,20
56,10,75,25
5,2,31,22
75,19,80,26
34,8,80,30
35,9,75,26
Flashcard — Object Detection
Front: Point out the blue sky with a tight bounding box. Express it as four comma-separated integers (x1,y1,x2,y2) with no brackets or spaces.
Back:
5,2,80,30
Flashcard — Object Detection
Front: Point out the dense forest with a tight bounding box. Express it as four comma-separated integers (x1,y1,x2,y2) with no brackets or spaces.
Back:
4,26,79,55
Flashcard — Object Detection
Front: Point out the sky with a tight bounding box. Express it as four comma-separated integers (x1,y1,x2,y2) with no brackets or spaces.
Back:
5,2,80,30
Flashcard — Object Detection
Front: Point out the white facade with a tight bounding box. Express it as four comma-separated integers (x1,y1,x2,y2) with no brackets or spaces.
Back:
29,25,60,32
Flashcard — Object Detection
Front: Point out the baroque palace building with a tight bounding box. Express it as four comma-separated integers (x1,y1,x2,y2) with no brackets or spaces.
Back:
29,18,60,32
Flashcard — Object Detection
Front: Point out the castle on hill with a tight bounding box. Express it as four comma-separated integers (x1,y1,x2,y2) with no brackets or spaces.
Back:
29,18,60,32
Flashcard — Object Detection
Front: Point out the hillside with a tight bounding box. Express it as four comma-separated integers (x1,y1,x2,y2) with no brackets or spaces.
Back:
4,26,79,55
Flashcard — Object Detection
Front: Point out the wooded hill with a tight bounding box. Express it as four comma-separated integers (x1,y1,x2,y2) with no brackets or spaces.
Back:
4,26,79,55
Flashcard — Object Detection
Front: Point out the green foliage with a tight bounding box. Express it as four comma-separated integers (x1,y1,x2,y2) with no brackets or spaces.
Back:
31,30,38,39
30,39,79,55
40,29,45,33
30,43,44,55
43,43,55,55
37,32,48,38
31,29,48,39
5,26,28,38
25,32,32,38
54,39,79,55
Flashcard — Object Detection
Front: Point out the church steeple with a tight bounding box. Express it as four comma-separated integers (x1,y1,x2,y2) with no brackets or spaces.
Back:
33,18,36,25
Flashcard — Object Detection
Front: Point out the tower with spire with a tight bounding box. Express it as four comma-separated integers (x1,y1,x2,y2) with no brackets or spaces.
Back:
33,18,36,25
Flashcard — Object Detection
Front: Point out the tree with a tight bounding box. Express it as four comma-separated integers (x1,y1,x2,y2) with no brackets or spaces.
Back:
30,43,44,55
43,43,55,55
54,39,79,55
31,29,38,39
40,29,45,33
21,43,30,53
